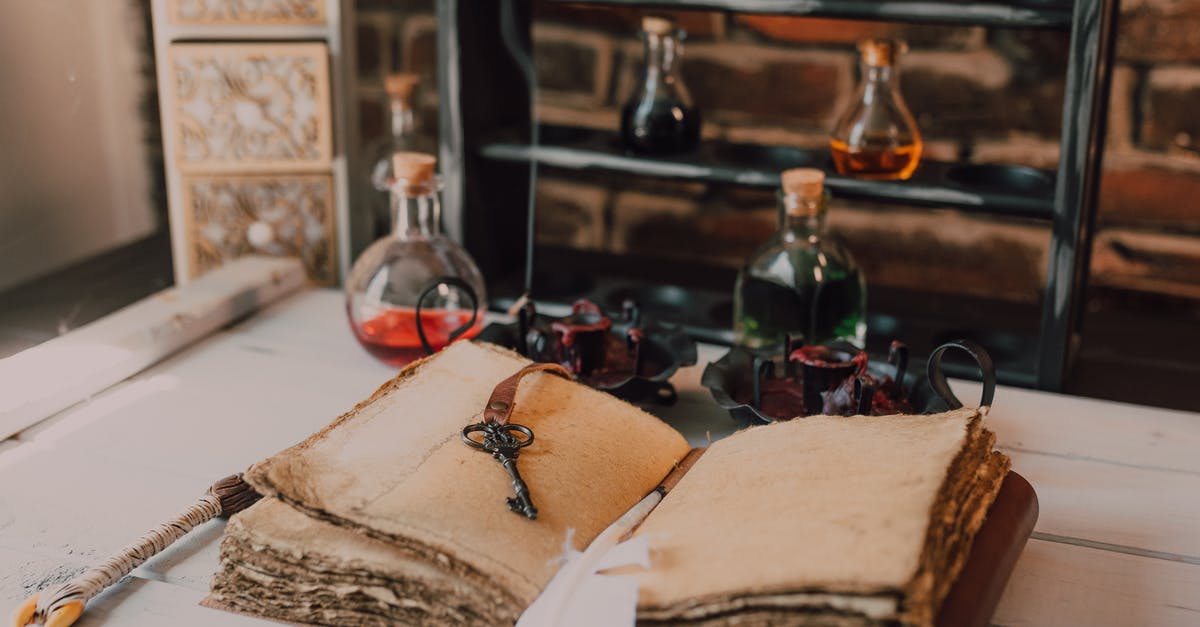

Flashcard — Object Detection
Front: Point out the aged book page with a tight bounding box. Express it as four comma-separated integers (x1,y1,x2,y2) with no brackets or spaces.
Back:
631,408,1008,626
211,497,509,624
244,340,692,612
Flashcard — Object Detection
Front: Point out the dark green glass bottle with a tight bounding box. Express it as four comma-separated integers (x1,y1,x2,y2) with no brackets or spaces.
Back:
734,168,866,350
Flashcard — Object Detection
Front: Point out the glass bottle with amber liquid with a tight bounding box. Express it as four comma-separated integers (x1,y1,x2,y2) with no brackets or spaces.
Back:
830,40,922,180
734,168,866,350
621,16,701,154
345,153,488,366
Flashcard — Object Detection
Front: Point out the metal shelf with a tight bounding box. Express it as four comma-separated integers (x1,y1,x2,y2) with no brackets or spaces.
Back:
480,125,1056,219
549,0,1074,29
438,0,1119,390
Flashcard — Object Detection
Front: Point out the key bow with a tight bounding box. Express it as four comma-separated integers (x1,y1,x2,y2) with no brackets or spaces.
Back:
463,363,570,521
462,421,539,519
461,422,534,458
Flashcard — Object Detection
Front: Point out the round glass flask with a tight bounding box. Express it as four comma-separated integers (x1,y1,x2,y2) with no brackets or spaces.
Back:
345,152,488,366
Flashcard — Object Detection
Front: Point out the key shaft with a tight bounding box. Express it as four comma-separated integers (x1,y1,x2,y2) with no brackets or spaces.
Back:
497,455,537,519
463,421,539,520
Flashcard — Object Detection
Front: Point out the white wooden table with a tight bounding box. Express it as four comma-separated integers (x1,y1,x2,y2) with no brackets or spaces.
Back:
2,289,1198,626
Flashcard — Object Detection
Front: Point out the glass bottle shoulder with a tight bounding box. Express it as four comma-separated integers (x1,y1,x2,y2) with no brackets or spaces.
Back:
740,232,860,285
346,234,487,298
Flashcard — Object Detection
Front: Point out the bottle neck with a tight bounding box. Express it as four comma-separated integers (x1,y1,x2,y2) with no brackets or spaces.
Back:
388,96,415,141
862,63,897,94
779,193,827,241
390,184,441,239
642,32,681,90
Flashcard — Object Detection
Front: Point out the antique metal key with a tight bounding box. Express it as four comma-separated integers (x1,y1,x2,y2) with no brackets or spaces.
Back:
463,362,571,521
462,420,538,519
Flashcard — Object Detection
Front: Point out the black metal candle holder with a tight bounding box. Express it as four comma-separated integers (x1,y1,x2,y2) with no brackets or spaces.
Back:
478,299,697,404
702,337,996,427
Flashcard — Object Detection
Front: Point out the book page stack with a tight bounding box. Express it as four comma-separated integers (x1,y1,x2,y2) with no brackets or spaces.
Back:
206,341,1009,626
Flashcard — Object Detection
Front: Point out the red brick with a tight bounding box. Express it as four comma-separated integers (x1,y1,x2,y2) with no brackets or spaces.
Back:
827,207,1046,302
535,38,600,95
605,179,1047,303
533,26,613,101
1106,65,1138,150
988,29,1070,77
536,102,621,132
902,66,1064,140
734,15,980,49
1098,163,1200,230
610,195,1046,302
533,1,723,39
680,46,849,126
1141,68,1200,151
1118,0,1200,63
970,138,1061,169
1091,229,1200,298
534,179,609,250
610,191,715,257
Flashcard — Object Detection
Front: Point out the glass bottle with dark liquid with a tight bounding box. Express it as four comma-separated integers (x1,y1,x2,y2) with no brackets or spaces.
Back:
830,40,922,181
734,168,866,349
620,16,701,154
345,153,487,366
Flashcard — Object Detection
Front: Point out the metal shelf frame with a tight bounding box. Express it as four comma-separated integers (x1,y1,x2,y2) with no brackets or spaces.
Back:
551,0,1076,28
481,125,1057,219
435,0,1120,391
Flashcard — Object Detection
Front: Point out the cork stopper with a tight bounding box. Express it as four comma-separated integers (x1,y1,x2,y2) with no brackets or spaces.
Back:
858,39,904,67
384,72,420,101
391,152,437,191
781,168,825,200
641,15,675,35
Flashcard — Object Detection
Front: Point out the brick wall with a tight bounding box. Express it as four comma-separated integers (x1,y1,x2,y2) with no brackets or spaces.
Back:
354,0,1200,307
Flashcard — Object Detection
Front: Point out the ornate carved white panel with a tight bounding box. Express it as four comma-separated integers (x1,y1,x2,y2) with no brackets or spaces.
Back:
183,174,337,284
168,43,332,172
167,0,326,25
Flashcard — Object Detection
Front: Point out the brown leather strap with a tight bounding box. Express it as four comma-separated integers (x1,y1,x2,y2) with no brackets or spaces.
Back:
483,363,573,425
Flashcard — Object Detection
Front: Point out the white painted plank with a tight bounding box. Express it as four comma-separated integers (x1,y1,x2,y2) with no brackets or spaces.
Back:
0,535,230,620
133,519,227,592
0,450,212,603
0,544,85,609
1007,450,1200,559
952,379,1200,474
4,288,1199,627
219,288,368,360
73,577,261,627
0,257,306,441
30,342,395,482
994,538,1200,626
222,290,507,369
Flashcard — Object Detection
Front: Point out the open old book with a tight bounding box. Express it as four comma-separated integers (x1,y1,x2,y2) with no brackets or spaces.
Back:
206,341,1010,626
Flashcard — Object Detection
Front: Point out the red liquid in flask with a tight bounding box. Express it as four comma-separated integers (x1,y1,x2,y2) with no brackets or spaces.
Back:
352,307,483,366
